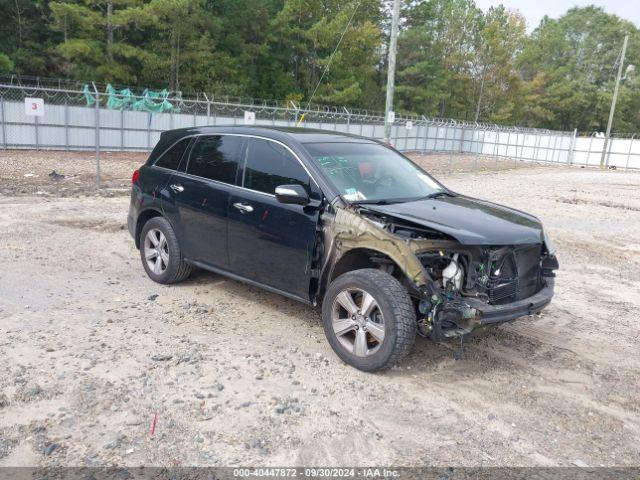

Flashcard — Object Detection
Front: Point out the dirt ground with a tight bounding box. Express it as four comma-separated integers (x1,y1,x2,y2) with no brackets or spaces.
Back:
0,149,639,468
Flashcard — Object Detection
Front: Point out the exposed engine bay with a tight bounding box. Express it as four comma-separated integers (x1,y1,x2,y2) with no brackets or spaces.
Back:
416,244,554,339
314,200,559,341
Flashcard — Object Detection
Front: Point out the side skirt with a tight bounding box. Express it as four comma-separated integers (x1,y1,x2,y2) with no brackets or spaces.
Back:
185,259,313,306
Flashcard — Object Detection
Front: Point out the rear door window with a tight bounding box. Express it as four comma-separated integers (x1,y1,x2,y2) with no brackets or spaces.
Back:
187,135,244,184
243,138,310,194
154,137,191,171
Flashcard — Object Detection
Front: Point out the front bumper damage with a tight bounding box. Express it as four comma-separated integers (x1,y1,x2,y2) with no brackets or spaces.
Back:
468,278,554,325
318,202,558,341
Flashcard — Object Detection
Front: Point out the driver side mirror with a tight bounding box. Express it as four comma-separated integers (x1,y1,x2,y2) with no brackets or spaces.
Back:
275,184,310,206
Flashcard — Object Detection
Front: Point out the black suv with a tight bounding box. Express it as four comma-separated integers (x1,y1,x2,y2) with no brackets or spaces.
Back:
128,126,558,371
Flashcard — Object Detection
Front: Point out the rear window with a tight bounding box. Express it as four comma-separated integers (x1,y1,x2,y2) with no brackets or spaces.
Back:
154,138,191,170
187,135,244,184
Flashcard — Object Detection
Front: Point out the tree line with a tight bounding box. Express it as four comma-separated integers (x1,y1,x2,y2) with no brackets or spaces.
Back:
1,0,639,132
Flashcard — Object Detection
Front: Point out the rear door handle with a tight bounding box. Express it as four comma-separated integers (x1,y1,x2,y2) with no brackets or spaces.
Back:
170,184,184,193
233,202,254,213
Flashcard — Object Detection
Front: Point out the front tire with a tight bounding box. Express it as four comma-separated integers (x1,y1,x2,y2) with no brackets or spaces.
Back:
139,216,192,284
322,269,417,372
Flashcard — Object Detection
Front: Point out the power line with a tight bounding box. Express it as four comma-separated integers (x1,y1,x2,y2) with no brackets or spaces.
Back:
306,1,361,111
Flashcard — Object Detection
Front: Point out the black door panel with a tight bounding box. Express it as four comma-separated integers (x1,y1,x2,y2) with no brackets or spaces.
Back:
164,173,231,268
162,134,245,269
227,137,320,300
227,190,318,299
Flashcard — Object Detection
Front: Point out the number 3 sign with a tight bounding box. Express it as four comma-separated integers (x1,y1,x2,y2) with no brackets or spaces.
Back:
24,97,45,117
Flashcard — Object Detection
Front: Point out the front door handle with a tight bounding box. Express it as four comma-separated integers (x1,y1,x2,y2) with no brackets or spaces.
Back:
233,202,254,213
170,184,184,193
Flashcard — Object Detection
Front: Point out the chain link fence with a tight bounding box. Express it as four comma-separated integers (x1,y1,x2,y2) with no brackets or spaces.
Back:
1,77,639,183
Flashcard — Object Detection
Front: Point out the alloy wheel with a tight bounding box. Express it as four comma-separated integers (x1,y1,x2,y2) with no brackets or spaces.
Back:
331,288,385,357
143,228,169,275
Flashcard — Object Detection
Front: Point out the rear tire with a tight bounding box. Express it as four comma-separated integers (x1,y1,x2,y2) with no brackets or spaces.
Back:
139,216,192,284
321,268,416,372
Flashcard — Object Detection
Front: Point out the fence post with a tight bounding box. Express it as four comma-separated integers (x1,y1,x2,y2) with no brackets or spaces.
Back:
1,95,6,149
34,116,39,151
472,123,479,164
493,128,499,168
605,135,615,168
344,107,350,134
404,118,410,151
625,135,635,170
475,127,484,170
448,122,454,171
120,108,124,151
204,93,211,126
212,98,217,126
147,113,151,150
586,135,594,166
64,98,69,151
422,117,428,154
567,128,577,165
92,82,101,189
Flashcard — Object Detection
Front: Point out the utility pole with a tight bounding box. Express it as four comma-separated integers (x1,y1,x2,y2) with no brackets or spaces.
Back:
600,34,629,168
384,0,400,144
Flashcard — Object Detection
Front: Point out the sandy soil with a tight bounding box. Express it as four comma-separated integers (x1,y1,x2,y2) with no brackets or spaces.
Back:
0,150,639,468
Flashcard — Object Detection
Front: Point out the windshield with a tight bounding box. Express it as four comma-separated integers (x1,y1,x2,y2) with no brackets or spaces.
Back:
304,142,444,203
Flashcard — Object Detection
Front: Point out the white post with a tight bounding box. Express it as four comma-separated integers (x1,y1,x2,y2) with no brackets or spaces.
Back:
92,82,101,189
601,34,629,168
383,0,400,143
567,128,577,164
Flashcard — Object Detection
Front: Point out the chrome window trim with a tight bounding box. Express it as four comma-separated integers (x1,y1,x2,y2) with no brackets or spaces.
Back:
152,136,193,171
151,133,320,198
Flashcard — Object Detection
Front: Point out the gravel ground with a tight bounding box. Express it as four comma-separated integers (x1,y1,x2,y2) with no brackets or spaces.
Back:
0,149,639,468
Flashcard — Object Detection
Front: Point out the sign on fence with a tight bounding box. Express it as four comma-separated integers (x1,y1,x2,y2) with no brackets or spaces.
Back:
406,121,413,130
24,97,45,117
387,111,395,123
244,111,256,125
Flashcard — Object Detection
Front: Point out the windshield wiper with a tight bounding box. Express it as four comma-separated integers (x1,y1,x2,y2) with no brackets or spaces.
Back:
350,191,454,205
351,199,403,205
414,191,454,201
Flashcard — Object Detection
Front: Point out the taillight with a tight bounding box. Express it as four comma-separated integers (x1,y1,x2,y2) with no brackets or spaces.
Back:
132,169,140,185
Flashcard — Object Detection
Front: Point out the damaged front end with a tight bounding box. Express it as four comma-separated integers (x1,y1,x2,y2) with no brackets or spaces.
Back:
316,200,559,341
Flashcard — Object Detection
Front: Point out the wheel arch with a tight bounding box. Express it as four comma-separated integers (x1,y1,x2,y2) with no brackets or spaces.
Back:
325,248,406,291
135,208,164,249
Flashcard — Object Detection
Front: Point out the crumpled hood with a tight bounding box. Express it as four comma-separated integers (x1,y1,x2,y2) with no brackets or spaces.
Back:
364,194,544,245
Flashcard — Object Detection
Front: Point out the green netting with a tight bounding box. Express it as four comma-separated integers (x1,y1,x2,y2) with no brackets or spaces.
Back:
106,84,136,110
82,84,95,106
83,84,180,113
132,88,179,113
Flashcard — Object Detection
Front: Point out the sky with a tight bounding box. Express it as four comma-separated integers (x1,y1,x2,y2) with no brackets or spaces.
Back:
474,0,640,32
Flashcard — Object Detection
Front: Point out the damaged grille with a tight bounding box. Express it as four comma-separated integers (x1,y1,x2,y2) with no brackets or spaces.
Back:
487,245,541,304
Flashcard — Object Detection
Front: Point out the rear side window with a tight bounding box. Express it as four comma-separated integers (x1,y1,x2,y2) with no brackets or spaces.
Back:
155,137,191,170
243,138,309,194
187,135,243,184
